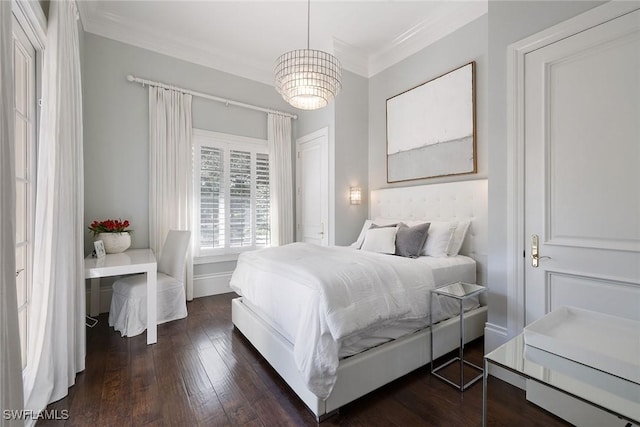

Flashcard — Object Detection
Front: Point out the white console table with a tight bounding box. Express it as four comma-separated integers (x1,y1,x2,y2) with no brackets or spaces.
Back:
84,249,157,345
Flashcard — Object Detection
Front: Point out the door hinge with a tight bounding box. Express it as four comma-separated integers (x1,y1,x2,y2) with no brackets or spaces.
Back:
38,98,43,107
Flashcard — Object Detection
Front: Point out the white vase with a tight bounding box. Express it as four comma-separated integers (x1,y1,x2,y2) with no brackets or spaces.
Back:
96,232,131,254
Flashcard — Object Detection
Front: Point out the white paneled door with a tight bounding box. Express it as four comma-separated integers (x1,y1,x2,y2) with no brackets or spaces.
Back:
13,14,37,369
524,8,640,324
296,128,329,246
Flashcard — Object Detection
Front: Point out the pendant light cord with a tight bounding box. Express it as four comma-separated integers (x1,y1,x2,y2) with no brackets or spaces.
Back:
307,0,310,49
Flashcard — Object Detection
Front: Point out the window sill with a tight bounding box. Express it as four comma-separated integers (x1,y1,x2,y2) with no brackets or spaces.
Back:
194,253,239,265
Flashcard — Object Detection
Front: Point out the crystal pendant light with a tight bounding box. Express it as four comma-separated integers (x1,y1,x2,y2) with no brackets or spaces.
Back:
274,0,342,110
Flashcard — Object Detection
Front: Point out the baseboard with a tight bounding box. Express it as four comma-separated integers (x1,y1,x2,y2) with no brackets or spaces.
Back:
193,272,233,298
85,272,234,315
488,364,526,390
484,322,509,353
483,322,526,390
85,284,114,315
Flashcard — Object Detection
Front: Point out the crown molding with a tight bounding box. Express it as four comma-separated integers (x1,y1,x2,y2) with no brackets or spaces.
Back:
77,3,275,85
77,2,488,84
333,38,369,78
367,1,487,77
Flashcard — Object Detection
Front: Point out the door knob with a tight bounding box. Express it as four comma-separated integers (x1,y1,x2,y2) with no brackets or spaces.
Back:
531,234,551,268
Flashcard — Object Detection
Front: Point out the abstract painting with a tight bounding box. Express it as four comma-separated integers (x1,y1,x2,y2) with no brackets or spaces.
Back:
386,62,476,182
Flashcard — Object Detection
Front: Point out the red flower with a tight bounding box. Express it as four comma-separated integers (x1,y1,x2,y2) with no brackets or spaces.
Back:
88,218,133,236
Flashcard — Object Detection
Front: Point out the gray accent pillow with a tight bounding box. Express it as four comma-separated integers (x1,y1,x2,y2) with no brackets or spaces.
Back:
395,222,431,258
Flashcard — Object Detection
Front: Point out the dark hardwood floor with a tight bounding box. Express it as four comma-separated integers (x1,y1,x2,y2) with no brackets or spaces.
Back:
39,293,569,426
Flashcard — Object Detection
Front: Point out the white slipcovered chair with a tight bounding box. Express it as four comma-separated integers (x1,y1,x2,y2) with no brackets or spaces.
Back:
109,230,191,337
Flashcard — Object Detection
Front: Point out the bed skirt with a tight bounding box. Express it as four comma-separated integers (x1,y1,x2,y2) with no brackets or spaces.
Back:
231,297,487,420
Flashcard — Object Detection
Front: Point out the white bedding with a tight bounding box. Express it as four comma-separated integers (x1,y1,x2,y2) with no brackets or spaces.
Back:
340,255,478,357
230,242,477,399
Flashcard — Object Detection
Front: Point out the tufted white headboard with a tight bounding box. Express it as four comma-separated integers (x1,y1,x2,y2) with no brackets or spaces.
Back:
370,179,488,285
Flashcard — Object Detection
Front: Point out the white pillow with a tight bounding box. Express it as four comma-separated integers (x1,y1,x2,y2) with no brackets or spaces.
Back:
351,219,373,249
422,221,458,257
361,226,398,254
447,220,471,256
373,217,404,226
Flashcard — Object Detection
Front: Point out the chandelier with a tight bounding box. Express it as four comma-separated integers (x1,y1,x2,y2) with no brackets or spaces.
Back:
274,0,342,110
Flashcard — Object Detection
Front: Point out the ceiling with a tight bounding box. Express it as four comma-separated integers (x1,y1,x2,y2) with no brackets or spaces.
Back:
78,1,487,85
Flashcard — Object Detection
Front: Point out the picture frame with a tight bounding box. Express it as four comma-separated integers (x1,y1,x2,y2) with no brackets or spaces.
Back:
94,240,106,258
386,62,476,183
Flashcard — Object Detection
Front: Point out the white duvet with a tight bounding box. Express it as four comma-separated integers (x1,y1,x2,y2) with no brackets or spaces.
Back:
230,242,441,399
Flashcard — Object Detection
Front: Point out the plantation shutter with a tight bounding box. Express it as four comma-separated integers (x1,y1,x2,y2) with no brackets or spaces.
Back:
199,146,225,249
255,153,270,246
194,130,270,255
229,150,252,248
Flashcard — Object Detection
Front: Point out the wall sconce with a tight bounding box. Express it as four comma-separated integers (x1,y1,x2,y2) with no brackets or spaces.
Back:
350,187,362,205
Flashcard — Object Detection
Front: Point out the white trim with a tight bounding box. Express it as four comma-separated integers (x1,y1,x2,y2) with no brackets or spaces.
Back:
295,127,334,245
193,272,233,298
192,129,267,150
193,253,238,265
484,322,509,353
85,282,114,315
12,0,46,50
505,1,640,338
333,38,369,77
77,1,485,82
368,2,487,77
77,1,276,86
86,272,235,313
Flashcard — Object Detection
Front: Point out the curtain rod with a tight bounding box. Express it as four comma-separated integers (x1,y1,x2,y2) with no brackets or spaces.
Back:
126,74,298,120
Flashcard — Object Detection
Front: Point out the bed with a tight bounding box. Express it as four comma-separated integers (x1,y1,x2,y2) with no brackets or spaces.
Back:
231,179,488,420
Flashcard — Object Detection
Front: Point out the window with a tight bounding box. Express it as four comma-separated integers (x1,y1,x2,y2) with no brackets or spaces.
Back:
194,130,270,256
13,15,37,369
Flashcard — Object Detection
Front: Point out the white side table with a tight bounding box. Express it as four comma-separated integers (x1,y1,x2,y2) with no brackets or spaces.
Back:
430,282,487,391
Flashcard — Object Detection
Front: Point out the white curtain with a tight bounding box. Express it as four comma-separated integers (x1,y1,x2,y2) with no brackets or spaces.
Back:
149,87,194,299
23,0,85,421
267,114,294,246
0,3,25,425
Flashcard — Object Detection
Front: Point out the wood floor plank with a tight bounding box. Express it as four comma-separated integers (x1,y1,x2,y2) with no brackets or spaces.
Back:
39,293,571,426
197,345,261,425
151,346,197,426
130,338,163,426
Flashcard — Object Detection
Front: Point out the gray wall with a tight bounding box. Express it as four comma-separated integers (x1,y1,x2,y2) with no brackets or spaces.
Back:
293,70,369,246
334,71,369,245
82,2,609,321
82,33,296,275
82,32,367,271
368,14,488,192
486,1,604,338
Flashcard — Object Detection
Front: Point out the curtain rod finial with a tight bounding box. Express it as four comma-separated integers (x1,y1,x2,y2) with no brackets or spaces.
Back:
126,75,135,82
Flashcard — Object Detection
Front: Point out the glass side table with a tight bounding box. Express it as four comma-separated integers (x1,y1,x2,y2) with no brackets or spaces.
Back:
430,282,487,391
483,334,640,427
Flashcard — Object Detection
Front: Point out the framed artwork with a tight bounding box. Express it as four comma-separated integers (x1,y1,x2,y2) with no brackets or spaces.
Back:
386,62,476,183
94,240,106,258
